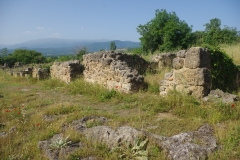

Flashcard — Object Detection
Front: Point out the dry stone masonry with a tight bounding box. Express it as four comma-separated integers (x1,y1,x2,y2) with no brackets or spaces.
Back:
50,60,83,83
32,67,49,80
160,47,212,98
7,66,49,80
150,52,176,70
83,51,147,93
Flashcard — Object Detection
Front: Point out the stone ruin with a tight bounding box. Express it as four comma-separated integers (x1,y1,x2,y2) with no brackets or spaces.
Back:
160,47,212,98
83,51,148,93
37,116,218,160
6,65,49,80
32,67,49,80
50,60,83,83
2,47,239,99
14,62,24,68
150,52,176,70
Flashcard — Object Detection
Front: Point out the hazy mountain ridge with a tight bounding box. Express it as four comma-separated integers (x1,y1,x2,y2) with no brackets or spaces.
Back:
2,38,140,55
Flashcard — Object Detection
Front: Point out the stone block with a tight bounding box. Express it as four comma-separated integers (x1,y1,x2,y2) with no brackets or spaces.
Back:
174,68,212,87
172,57,184,70
164,72,173,80
185,47,210,69
176,50,187,58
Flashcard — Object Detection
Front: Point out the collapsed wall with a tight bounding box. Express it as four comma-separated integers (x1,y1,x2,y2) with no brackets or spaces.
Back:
160,47,212,98
83,51,147,93
32,67,49,80
8,66,49,80
150,52,176,69
50,60,83,83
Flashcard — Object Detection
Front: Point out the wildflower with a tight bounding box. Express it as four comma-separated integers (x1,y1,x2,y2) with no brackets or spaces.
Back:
36,123,40,127
18,111,21,114
115,86,118,89
231,104,235,108
5,109,9,113
14,108,17,110
22,105,24,108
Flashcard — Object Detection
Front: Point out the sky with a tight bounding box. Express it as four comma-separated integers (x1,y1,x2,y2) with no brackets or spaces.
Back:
0,0,240,45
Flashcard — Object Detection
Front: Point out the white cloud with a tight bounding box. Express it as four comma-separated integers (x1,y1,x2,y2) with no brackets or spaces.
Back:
36,26,45,31
50,32,61,38
23,31,36,35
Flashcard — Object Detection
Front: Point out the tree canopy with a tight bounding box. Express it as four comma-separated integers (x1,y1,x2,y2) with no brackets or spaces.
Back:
12,49,46,64
76,47,87,61
203,18,239,45
0,49,46,66
137,9,193,53
110,41,117,50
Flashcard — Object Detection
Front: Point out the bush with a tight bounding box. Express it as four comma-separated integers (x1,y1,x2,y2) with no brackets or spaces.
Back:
202,44,239,92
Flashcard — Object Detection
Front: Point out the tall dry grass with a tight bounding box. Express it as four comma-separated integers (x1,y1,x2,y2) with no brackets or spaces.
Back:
220,43,240,65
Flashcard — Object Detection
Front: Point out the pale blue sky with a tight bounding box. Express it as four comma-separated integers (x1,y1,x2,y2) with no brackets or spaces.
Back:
0,0,239,45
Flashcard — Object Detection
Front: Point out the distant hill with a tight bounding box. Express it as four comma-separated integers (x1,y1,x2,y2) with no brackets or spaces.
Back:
2,38,140,55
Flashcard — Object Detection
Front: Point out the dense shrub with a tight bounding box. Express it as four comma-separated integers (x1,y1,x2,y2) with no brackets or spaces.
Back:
202,44,239,92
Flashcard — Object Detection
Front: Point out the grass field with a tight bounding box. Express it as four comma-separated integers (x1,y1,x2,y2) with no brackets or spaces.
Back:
0,44,240,159
221,43,240,65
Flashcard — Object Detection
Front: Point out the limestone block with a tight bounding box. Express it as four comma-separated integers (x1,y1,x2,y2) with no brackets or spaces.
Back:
150,52,176,69
172,57,184,70
164,72,173,80
176,50,187,58
174,68,212,87
159,80,169,86
185,47,210,69
188,85,209,98
160,86,167,92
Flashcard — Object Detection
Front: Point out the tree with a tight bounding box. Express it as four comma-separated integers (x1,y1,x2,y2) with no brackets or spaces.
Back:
137,9,193,53
203,18,222,45
76,47,87,61
192,31,205,45
12,49,46,64
0,48,8,57
110,41,116,50
203,18,239,45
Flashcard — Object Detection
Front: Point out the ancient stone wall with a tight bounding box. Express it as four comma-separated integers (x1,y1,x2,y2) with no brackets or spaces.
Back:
150,52,176,69
160,47,212,98
8,66,49,80
50,60,83,83
32,67,49,80
83,51,147,93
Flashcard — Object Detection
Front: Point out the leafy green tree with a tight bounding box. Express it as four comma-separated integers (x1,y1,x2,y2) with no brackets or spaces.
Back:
131,47,144,55
4,54,16,66
12,49,46,64
220,26,239,44
76,47,87,61
203,18,222,45
137,9,193,53
203,18,239,45
56,55,74,62
110,41,116,50
0,48,8,57
192,31,205,45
